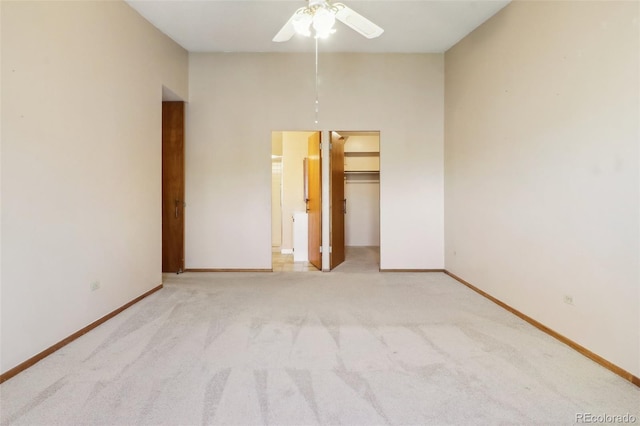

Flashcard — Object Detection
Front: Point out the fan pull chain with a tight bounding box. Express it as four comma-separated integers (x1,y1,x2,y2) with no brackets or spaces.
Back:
315,36,319,124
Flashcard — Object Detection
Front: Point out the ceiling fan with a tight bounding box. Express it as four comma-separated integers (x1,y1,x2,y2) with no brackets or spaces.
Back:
273,0,384,42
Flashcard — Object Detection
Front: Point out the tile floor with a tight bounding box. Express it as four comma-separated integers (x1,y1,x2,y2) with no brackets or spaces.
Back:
272,246,381,272
272,248,320,272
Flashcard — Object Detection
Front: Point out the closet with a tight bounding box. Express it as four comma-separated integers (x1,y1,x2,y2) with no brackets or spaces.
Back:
342,132,380,247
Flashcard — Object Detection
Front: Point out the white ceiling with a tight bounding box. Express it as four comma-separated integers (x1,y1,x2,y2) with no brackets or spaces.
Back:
125,0,510,53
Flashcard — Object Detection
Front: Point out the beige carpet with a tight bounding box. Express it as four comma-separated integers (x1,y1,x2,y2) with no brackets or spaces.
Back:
1,248,638,425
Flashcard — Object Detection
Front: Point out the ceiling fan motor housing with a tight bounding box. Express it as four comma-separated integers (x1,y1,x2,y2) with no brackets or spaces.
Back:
308,0,328,7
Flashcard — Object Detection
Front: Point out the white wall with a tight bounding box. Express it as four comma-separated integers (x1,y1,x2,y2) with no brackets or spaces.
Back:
271,158,282,247
0,1,188,374
0,2,4,349
445,1,639,376
271,132,282,247
186,53,444,270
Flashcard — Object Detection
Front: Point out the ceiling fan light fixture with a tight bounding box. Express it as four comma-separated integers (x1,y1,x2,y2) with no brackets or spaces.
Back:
292,10,312,37
312,6,336,38
272,0,383,43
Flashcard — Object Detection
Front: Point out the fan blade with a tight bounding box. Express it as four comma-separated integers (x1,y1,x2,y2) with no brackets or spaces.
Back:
335,4,384,39
273,12,297,42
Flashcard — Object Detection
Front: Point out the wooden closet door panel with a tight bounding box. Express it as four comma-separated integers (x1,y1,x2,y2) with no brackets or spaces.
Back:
330,132,345,269
162,101,184,273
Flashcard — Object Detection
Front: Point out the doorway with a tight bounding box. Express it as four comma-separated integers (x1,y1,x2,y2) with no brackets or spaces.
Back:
329,131,380,271
162,101,185,273
271,131,321,272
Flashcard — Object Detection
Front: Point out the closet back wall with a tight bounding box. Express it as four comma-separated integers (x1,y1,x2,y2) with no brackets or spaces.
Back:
345,181,380,246
344,134,380,247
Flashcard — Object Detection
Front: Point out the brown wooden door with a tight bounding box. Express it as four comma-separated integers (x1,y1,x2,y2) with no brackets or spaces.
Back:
307,132,322,270
162,102,185,273
330,132,346,269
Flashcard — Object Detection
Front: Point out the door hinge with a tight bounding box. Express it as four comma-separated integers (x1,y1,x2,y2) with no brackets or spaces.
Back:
330,246,333,253
329,142,333,150
319,246,322,253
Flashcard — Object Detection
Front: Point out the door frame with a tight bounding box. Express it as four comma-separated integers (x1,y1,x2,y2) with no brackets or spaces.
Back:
270,131,322,271
162,101,185,273
327,130,381,270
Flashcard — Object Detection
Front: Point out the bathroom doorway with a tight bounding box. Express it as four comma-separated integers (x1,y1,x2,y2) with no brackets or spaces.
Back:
271,131,321,272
